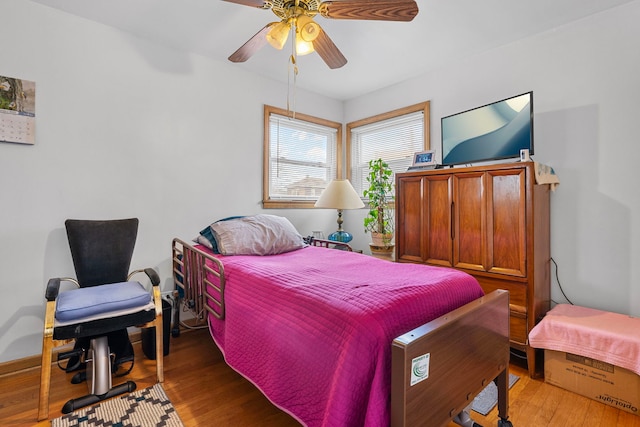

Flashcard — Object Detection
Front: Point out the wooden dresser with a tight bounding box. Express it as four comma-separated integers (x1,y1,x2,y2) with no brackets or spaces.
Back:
395,161,550,377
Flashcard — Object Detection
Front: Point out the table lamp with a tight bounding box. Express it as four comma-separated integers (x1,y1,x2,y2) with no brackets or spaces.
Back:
314,179,364,243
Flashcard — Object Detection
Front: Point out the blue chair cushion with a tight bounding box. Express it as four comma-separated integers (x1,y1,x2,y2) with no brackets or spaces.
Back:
55,281,152,323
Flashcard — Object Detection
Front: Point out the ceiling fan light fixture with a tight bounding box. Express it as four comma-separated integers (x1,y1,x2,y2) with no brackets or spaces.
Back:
296,15,320,42
266,21,291,50
227,0,417,69
295,30,315,55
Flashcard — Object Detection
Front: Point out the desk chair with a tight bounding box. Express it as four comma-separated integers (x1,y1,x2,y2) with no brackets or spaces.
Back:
38,218,164,421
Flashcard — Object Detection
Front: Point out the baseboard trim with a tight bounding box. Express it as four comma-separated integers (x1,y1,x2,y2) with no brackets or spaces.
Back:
0,331,143,377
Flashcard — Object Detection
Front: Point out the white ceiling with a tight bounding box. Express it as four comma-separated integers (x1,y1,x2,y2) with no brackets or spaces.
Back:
29,0,634,100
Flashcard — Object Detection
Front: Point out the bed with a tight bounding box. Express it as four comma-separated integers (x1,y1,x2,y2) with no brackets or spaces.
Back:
171,215,512,427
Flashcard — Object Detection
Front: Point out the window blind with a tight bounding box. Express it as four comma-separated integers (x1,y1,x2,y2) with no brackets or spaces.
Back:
350,110,424,196
268,113,338,201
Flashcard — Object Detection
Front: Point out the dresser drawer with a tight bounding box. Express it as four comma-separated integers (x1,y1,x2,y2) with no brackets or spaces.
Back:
509,305,528,345
473,276,529,344
473,276,527,308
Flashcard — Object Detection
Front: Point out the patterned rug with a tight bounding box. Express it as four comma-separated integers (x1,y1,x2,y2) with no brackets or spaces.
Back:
471,373,519,415
51,383,183,427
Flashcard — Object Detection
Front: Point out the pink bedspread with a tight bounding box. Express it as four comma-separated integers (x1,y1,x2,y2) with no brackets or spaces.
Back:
203,246,484,427
529,304,640,376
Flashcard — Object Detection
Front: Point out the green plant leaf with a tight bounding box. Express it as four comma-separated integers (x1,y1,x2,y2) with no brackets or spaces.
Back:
363,158,395,235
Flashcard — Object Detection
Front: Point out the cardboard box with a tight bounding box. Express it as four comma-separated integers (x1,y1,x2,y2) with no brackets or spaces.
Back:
544,349,640,416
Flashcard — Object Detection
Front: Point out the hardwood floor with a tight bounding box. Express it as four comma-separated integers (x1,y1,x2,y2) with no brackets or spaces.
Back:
1,328,637,426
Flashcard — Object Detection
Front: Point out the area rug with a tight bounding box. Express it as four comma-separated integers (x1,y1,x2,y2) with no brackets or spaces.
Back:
471,374,519,416
51,383,183,427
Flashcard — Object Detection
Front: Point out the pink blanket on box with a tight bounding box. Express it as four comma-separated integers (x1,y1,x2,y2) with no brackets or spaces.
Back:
202,245,484,427
529,304,640,375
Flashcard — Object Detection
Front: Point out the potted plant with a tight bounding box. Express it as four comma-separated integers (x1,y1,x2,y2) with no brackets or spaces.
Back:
363,158,394,247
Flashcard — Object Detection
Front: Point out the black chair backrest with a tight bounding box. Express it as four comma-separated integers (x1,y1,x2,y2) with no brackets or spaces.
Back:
65,219,139,288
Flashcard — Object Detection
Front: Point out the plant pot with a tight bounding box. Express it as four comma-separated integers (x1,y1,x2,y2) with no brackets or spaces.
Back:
371,232,394,247
369,243,395,261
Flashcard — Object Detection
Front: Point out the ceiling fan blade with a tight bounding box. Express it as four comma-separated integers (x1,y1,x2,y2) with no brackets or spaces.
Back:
318,0,419,21
313,28,347,69
228,24,273,63
222,0,270,8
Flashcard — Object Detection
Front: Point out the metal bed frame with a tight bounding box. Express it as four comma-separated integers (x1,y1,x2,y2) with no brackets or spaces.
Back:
171,238,513,427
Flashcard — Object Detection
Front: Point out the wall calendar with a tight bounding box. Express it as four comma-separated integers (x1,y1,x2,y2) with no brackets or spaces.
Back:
0,75,36,145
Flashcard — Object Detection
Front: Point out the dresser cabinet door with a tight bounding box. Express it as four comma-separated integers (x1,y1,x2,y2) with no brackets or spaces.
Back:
424,175,453,267
486,168,527,277
396,174,453,266
453,171,486,272
396,176,424,263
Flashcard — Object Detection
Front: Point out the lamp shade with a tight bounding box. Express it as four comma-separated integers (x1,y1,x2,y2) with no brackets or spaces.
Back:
295,31,315,56
314,179,365,210
297,15,320,42
266,21,291,50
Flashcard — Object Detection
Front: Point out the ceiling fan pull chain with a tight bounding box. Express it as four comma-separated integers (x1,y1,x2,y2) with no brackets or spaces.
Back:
287,46,299,118
292,56,298,119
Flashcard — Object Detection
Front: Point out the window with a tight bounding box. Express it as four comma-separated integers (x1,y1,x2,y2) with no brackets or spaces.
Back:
263,105,342,208
347,102,430,197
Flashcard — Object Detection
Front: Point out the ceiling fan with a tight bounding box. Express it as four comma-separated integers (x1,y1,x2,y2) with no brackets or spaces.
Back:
224,0,419,69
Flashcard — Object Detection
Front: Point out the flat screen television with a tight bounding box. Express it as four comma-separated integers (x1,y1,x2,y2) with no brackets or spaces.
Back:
441,91,533,166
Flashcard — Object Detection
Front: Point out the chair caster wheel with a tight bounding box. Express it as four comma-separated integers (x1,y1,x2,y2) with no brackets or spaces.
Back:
498,419,513,427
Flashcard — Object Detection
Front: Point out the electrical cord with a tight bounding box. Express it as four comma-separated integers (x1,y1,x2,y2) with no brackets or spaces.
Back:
550,257,574,305
509,349,527,360
176,298,208,330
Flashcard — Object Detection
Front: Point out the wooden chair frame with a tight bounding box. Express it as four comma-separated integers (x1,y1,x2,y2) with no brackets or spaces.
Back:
37,270,164,421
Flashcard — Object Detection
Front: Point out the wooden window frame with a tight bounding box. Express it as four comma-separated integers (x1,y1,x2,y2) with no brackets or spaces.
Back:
346,101,431,199
263,105,343,209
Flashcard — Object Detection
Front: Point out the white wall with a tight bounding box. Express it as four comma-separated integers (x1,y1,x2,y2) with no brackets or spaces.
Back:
345,2,640,317
0,0,342,362
2,0,639,364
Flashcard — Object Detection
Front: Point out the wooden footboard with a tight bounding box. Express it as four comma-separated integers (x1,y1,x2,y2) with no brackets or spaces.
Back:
391,289,511,427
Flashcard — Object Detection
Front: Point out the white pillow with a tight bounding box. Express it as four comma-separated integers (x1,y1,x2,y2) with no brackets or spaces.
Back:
211,214,306,256
193,234,213,250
